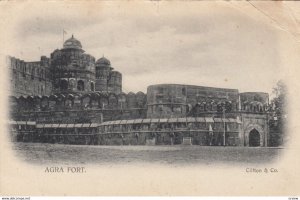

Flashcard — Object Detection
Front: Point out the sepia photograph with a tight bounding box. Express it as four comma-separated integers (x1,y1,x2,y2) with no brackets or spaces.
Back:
0,0,299,197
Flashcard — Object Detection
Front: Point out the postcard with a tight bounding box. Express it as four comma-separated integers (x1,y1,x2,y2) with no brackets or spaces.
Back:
0,1,299,196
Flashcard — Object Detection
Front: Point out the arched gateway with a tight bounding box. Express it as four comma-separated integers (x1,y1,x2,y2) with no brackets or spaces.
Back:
244,124,265,147
249,129,260,147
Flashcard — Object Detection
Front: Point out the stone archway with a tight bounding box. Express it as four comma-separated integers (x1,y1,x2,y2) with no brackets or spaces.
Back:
244,125,264,147
249,129,260,147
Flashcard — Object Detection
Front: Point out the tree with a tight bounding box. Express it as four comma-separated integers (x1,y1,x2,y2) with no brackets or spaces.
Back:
269,80,287,146
271,80,287,115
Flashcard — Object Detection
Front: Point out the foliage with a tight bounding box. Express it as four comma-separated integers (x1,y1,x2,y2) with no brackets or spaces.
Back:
269,80,287,146
271,80,287,115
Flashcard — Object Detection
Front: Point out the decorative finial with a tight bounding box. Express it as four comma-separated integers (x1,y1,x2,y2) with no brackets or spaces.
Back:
72,34,74,38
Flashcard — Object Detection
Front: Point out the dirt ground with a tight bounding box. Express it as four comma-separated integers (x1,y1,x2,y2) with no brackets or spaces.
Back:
11,142,282,166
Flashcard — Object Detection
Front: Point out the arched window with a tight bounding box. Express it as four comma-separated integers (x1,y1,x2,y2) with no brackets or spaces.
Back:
207,102,212,111
82,95,91,108
200,103,205,111
225,102,232,112
77,80,84,91
212,103,217,111
118,94,126,109
60,80,68,91
108,94,118,109
217,104,223,112
90,82,95,91
96,69,100,78
99,96,108,109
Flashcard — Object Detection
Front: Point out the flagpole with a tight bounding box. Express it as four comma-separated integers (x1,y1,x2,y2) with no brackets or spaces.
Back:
63,29,64,46
223,104,226,146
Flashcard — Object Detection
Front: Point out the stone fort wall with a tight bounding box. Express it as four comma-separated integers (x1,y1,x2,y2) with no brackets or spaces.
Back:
147,84,239,118
10,91,148,123
7,56,52,97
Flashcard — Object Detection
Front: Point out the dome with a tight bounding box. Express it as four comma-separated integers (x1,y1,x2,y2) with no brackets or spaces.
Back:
96,56,111,66
63,35,82,50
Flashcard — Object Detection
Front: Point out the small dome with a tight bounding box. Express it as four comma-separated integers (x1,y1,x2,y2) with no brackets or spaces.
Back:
96,56,111,66
63,35,82,50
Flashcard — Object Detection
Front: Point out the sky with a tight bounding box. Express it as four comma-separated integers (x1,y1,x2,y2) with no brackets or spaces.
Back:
2,1,300,96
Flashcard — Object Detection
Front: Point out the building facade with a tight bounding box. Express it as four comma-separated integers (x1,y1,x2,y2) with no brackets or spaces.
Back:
147,84,240,118
8,36,271,147
8,56,52,97
8,35,122,97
